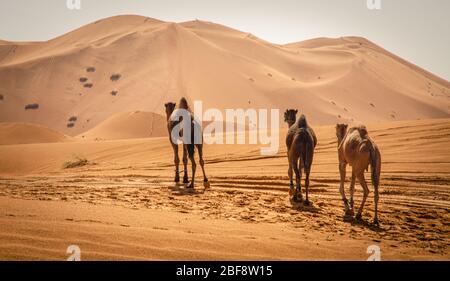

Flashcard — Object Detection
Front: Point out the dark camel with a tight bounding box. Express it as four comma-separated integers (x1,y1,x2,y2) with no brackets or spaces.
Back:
284,110,317,204
165,98,209,189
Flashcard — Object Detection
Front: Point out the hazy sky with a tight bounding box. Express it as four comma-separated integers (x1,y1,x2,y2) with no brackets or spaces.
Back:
0,0,449,80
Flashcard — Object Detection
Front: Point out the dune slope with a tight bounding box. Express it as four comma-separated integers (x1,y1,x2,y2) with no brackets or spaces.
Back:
0,122,70,145
78,111,167,140
0,15,448,136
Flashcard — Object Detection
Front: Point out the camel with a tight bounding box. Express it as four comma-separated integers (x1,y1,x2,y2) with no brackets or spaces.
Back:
284,109,318,146
284,111,317,204
164,98,209,189
335,124,381,225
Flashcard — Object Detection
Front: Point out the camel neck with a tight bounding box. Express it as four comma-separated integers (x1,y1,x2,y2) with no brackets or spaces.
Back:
337,133,345,147
166,111,174,122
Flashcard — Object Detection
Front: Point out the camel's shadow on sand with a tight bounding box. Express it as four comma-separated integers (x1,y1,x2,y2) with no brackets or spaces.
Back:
168,183,208,196
289,199,383,232
343,215,383,232
289,199,321,213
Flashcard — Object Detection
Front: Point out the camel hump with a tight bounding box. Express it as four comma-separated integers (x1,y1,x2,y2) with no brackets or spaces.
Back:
297,114,308,128
358,125,369,139
179,97,190,110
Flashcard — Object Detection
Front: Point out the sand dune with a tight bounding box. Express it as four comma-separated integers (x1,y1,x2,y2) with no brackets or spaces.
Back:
78,111,167,140
0,122,70,145
0,15,448,137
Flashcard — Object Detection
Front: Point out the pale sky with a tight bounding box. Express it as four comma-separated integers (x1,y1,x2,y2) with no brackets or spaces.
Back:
0,0,449,80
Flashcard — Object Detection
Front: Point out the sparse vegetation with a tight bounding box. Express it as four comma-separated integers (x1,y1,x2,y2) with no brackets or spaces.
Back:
110,74,122,81
25,103,39,110
111,91,118,96
84,83,93,88
63,156,89,169
79,77,88,83
86,67,96,73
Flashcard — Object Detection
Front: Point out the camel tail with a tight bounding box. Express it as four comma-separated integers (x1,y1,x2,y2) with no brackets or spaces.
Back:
369,143,381,188
297,128,312,171
187,121,196,157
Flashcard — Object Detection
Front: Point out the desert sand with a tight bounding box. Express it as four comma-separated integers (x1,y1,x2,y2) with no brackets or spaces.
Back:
79,111,167,140
0,15,449,261
0,118,449,260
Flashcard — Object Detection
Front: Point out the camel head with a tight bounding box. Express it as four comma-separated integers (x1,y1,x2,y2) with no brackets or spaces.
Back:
284,109,298,127
335,123,348,142
164,102,177,119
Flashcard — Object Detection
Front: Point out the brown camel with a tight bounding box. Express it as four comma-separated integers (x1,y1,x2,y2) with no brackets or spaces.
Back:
284,109,318,146
335,124,381,225
284,112,317,204
165,98,209,189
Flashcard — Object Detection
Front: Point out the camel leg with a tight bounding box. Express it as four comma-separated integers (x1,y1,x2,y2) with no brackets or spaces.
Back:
188,153,197,189
356,173,370,220
288,164,294,196
374,182,380,225
196,144,208,183
304,166,310,206
339,162,351,214
182,146,189,184
349,171,356,215
172,144,180,183
288,153,294,195
292,159,303,202
304,144,313,206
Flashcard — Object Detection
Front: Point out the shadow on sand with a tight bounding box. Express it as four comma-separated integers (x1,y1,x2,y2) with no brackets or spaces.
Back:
289,199,321,213
168,183,208,196
343,214,383,232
